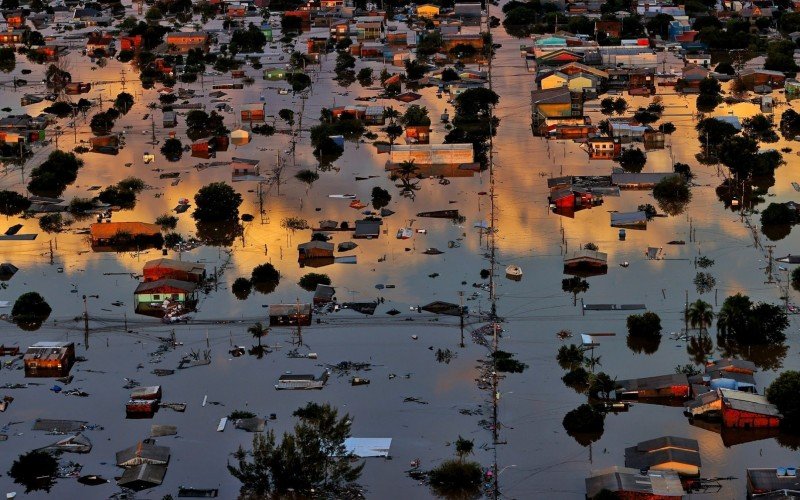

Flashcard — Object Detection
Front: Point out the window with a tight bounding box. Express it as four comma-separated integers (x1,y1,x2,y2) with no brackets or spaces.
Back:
172,294,180,300
153,294,160,300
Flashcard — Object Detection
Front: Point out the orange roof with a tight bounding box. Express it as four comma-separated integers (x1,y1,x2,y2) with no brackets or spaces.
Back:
90,222,161,239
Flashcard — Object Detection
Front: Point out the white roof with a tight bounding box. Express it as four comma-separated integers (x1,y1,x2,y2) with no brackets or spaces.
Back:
343,437,392,457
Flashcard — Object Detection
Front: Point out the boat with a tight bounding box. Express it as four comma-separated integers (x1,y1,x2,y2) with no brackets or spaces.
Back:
349,200,367,209
778,255,800,264
423,248,443,255
78,475,108,486
329,194,357,199
396,228,413,239
417,210,459,219
505,265,523,281
351,377,370,386
337,241,358,252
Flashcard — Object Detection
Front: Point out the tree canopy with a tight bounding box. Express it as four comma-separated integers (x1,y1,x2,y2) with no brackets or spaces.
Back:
0,190,30,217
27,151,84,197
717,293,788,345
193,182,242,222
228,402,363,498
766,371,800,431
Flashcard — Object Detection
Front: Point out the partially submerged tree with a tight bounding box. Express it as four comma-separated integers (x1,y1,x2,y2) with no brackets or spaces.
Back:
8,450,58,493
193,182,243,222
298,272,331,292
11,292,51,330
717,293,788,345
687,300,714,333
0,190,30,217
617,148,646,173
248,321,269,348
766,371,800,431
626,312,662,338
228,402,363,498
232,277,253,300
251,263,280,294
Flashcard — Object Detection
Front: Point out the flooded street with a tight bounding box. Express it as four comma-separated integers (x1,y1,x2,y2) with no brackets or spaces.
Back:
0,3,800,499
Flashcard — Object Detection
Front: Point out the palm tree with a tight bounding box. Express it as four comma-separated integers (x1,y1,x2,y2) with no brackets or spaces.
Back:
383,106,400,124
454,436,474,463
687,299,714,334
396,159,419,179
248,322,269,348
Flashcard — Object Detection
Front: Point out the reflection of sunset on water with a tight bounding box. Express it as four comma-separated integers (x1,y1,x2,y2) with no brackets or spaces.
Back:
0,10,800,498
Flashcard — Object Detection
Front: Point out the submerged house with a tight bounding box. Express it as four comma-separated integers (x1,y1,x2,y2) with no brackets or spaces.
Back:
585,466,684,499
23,341,75,377
275,371,329,390
90,222,162,248
117,463,167,491
116,441,171,468
747,468,800,497
231,157,260,181
624,436,701,477
616,373,690,400
686,388,781,428
269,303,312,326
143,259,205,283
298,240,334,261
612,172,677,189
134,279,198,314
563,249,608,277
610,211,648,229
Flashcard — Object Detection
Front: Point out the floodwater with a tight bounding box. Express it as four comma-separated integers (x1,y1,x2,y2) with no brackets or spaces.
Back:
0,5,799,500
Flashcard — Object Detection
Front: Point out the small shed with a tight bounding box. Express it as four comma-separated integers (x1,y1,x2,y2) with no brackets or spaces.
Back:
231,157,260,180
610,211,647,229
269,303,313,326
162,111,177,128
298,240,334,260
116,441,171,468
117,463,167,491
241,103,265,122
24,341,75,377
354,219,382,239
313,284,336,305
130,386,162,401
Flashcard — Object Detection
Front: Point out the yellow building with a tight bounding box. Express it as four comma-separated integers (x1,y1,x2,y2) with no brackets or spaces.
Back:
540,72,568,90
417,4,440,18
567,75,595,92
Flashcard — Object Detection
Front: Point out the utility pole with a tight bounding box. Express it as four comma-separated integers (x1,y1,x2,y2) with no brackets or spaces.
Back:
49,240,53,264
684,290,689,335
458,290,464,348
765,245,775,284
83,295,89,350
150,112,156,145
295,297,303,346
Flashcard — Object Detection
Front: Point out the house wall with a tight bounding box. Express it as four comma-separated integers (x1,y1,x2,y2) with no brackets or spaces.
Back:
541,75,567,89
135,291,189,303
568,76,593,91
143,269,203,283
390,146,473,164
536,102,572,118
722,407,781,428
